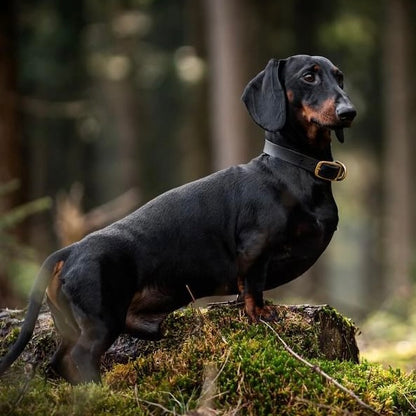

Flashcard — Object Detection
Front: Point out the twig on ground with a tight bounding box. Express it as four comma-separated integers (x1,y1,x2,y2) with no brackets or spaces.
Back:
260,319,381,416
185,284,197,304
206,299,244,308
134,387,175,415
185,285,206,323
402,392,416,412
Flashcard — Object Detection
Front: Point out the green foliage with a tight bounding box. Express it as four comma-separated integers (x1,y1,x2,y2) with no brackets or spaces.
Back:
0,180,52,231
360,297,416,372
0,197,52,231
0,180,52,298
1,307,415,415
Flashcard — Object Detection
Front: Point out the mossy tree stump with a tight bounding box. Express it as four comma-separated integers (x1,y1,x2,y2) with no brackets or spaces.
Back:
4,304,416,415
0,303,358,374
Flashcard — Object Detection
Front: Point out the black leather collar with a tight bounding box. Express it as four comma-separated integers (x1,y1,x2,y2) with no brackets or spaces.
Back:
263,139,347,182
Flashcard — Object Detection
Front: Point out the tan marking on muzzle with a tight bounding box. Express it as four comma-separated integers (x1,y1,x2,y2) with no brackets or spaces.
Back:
298,98,337,143
301,98,337,126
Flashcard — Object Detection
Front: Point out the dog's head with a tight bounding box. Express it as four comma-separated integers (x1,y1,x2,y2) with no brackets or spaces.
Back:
242,55,356,144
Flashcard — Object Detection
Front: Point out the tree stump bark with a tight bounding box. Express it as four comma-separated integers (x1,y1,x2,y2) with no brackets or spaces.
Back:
0,303,359,376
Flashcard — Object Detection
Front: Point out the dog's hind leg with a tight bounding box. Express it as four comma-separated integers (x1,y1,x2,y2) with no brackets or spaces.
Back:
48,290,117,383
47,304,80,381
46,262,83,382
48,338,77,381
69,309,119,384
48,317,115,384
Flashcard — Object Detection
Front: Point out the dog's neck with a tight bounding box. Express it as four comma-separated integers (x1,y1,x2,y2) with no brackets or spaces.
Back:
265,128,334,161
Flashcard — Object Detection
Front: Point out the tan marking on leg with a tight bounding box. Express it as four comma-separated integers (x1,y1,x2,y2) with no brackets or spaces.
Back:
244,293,277,323
243,293,258,322
237,275,245,295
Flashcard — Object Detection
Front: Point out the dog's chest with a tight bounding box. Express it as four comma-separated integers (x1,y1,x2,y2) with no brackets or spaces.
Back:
265,192,338,289
285,188,338,254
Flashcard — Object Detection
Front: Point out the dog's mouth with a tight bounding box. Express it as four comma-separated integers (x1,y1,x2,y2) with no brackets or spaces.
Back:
310,118,352,143
310,117,353,130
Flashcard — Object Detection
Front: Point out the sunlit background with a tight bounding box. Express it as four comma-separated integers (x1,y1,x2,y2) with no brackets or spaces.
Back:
0,0,415,369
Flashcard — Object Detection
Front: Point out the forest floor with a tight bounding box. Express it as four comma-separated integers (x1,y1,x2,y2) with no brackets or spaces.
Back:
1,303,415,415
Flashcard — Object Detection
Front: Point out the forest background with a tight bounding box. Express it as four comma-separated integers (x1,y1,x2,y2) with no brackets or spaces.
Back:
0,0,415,366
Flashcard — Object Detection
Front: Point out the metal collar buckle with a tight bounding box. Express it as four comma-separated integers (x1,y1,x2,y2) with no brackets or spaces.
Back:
314,160,347,182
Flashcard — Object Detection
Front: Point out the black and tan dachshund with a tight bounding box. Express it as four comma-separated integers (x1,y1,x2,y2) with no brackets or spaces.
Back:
0,55,356,384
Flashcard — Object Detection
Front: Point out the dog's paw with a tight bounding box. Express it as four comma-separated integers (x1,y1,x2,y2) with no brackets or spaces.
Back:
245,305,277,323
256,305,278,322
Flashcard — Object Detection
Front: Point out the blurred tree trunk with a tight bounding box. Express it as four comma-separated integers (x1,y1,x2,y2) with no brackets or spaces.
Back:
382,0,413,302
0,1,23,307
85,9,142,201
203,0,254,170
101,79,141,192
179,1,210,183
0,0,21,211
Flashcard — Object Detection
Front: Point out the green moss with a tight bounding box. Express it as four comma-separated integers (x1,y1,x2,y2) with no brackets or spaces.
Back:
0,379,140,416
0,323,21,356
1,306,415,415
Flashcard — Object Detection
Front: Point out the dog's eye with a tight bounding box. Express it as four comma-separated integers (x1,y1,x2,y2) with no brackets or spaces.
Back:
302,73,315,83
335,73,344,88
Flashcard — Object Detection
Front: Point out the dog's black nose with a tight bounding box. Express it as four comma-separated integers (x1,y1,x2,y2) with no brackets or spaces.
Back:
336,104,357,123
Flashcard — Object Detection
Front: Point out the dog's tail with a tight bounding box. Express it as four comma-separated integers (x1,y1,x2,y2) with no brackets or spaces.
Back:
0,246,73,377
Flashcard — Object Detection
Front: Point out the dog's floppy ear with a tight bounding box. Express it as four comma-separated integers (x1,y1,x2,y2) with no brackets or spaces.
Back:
242,58,286,132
